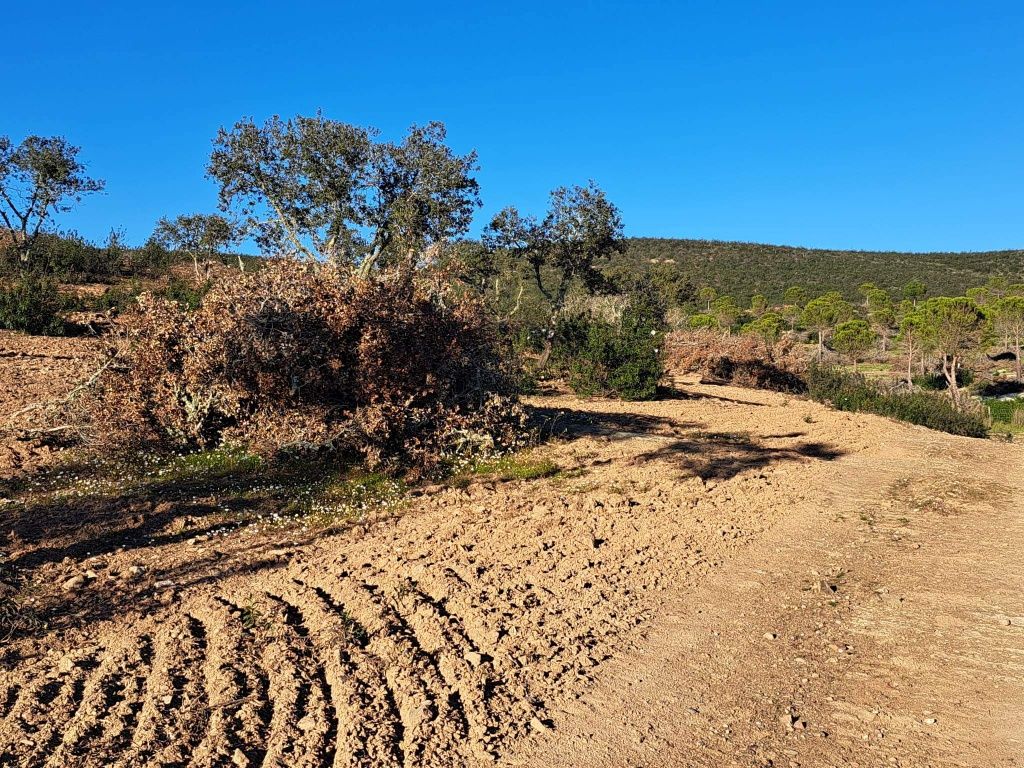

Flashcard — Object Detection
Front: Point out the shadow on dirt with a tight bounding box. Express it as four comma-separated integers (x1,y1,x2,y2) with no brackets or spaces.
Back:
657,383,773,407
0,547,291,657
632,433,844,481
529,404,706,439
1,461,316,568
529,401,844,482
0,457,372,646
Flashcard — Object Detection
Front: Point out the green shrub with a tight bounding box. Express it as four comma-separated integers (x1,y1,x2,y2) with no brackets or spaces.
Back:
807,364,988,437
18,231,114,282
0,273,65,335
94,277,211,314
556,289,664,401
129,238,177,275
94,279,144,313
984,397,1024,426
912,368,974,391
160,276,211,310
686,313,717,330
741,311,785,343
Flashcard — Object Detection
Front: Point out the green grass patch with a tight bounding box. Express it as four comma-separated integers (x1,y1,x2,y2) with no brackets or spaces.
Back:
157,445,263,481
467,454,561,482
287,472,407,529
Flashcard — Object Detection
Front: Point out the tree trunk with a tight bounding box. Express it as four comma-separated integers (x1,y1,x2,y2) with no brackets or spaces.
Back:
537,337,553,369
817,330,824,362
942,354,961,406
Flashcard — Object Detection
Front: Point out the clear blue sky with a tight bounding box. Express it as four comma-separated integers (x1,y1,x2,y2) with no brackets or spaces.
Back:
4,1,1022,252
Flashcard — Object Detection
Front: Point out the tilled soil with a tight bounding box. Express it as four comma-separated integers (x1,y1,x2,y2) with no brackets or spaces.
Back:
0,343,1021,767
0,330,101,480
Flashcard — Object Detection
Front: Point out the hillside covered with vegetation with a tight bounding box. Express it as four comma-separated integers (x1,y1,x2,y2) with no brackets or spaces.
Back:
617,238,1024,304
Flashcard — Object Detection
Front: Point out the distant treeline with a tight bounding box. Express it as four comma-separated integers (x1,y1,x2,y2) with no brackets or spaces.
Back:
0,229,259,283
8,231,1022,312
614,238,1024,304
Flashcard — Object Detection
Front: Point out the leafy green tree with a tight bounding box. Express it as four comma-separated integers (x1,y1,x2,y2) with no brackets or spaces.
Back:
0,135,105,264
697,286,718,312
902,280,927,307
647,262,695,308
153,213,238,277
800,291,853,361
857,282,878,310
783,285,807,306
749,293,768,316
446,240,496,292
710,295,740,333
742,311,785,343
604,261,694,310
896,307,928,385
985,276,1010,301
687,313,716,330
919,297,987,404
483,181,623,316
832,319,876,372
865,287,891,313
208,115,479,269
782,285,807,329
965,286,989,306
359,122,481,270
866,287,896,352
993,295,1024,380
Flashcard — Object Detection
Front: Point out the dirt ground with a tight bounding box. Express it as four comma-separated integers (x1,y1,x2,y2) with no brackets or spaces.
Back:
0,331,1021,767
0,331,100,479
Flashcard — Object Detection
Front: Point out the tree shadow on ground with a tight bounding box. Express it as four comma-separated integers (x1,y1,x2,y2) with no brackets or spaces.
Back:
0,455,377,648
529,404,706,440
2,460,320,569
528,402,844,483
1,390,841,645
0,448,391,616
657,383,772,407
630,433,844,481
0,544,295,656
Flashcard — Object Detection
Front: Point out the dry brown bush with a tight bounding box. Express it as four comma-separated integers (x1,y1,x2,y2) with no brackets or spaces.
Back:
87,259,526,475
663,328,807,393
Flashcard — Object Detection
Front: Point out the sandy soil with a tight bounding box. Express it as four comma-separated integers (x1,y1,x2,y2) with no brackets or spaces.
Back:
0,338,1021,766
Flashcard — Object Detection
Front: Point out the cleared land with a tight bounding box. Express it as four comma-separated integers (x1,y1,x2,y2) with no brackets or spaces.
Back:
0,333,1021,766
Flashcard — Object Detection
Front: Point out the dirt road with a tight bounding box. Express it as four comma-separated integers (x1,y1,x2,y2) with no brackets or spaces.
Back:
1,367,1021,766
509,397,1024,767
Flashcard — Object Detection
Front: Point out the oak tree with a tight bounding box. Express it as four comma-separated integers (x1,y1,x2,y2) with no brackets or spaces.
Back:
0,135,104,264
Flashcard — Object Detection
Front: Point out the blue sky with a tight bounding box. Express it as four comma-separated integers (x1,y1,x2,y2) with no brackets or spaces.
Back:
3,1,1022,252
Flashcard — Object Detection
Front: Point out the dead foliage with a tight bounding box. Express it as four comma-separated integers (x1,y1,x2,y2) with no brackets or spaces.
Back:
84,259,527,475
663,328,807,393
